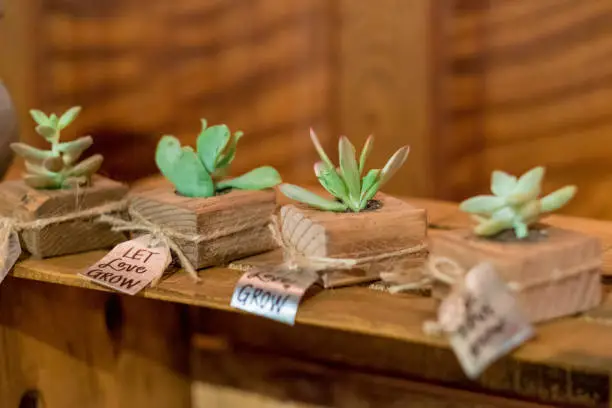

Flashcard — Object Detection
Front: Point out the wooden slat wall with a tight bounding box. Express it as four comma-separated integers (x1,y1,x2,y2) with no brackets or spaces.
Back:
437,0,612,218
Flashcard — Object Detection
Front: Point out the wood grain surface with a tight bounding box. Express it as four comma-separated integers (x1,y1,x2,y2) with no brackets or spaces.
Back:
6,196,612,406
436,0,612,219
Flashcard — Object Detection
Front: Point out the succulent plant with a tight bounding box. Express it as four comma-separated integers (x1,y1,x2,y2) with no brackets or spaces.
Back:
459,166,576,239
11,106,103,189
155,119,282,197
279,129,410,212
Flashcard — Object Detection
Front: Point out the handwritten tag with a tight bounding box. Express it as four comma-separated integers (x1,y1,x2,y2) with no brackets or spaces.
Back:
230,267,320,325
79,234,171,295
0,232,21,284
439,263,534,379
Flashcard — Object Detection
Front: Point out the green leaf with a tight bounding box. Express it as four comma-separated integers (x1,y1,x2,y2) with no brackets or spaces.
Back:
338,136,361,207
196,122,231,173
459,195,505,214
215,130,243,170
513,221,529,239
58,106,82,130
66,154,103,178
155,135,214,197
508,166,544,204
10,143,54,162
23,174,62,189
491,170,517,197
540,185,576,213
49,114,59,129
358,135,374,175
43,156,64,172
35,125,57,141
360,169,381,206
216,166,281,191
25,161,57,177
309,128,335,169
29,109,49,125
473,218,512,237
279,184,348,212
379,146,410,188
314,161,347,200
57,136,93,165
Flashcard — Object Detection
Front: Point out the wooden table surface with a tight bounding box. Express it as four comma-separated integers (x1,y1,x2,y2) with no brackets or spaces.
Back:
8,195,612,407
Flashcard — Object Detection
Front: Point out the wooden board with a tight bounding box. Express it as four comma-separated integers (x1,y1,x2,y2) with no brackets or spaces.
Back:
8,196,612,406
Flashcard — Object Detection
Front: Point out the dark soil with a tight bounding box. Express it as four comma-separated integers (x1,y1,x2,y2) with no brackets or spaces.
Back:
478,223,549,243
342,199,383,213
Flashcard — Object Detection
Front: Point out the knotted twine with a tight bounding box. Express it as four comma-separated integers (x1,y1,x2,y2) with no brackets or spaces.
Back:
265,216,428,280
97,207,205,283
0,200,128,271
388,255,602,336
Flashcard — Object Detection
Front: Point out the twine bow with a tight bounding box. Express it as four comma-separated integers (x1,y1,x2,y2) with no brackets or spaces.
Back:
268,216,428,275
98,207,204,283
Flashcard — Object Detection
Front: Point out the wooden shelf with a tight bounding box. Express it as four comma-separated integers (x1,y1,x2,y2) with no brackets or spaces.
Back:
8,196,612,406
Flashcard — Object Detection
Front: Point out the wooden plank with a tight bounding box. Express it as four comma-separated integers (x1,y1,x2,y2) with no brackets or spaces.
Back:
8,196,612,405
0,277,191,408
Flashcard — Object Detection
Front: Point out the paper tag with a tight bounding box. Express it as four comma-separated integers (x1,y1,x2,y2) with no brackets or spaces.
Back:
230,267,320,325
440,262,534,379
0,232,21,284
79,234,171,295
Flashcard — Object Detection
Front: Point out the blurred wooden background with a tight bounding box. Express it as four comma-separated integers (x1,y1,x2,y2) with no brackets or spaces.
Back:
2,0,612,218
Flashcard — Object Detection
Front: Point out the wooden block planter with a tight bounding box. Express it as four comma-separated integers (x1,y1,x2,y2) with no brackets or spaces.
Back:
430,226,602,323
130,187,277,269
279,193,428,288
0,175,128,258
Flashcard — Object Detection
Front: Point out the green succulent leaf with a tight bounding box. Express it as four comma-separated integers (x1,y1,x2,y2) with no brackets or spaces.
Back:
507,166,544,204
314,161,347,200
358,135,374,175
23,174,62,189
49,114,59,129
379,146,410,188
279,183,348,212
216,166,281,191
29,110,49,126
25,161,57,177
459,195,506,214
57,136,93,165
197,123,232,173
58,106,81,130
360,169,381,205
215,130,243,170
491,170,517,197
473,218,512,237
35,125,57,141
66,154,103,178
309,128,335,169
338,136,361,207
513,221,529,239
42,156,64,172
10,143,54,162
540,185,576,213
156,135,214,197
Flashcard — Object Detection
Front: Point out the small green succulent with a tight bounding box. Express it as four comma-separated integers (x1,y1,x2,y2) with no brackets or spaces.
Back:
459,166,576,239
155,119,282,197
11,106,103,189
279,129,410,212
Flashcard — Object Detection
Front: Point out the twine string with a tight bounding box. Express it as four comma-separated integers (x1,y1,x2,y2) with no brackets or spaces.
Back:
268,216,428,274
97,207,204,283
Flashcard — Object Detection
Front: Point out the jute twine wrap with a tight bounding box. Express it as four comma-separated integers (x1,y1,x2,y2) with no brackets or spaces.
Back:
388,256,602,336
0,200,128,271
267,215,428,276
98,207,205,283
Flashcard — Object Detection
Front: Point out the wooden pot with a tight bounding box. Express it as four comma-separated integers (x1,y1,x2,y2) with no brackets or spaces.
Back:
430,227,602,323
279,193,428,288
130,187,277,269
0,175,128,258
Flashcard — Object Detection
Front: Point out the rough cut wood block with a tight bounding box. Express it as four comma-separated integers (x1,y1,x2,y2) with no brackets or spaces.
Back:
0,175,128,258
430,227,602,324
130,187,277,269
279,193,428,288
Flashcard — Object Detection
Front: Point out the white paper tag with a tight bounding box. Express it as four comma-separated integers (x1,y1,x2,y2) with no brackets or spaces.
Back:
230,267,320,325
79,234,171,295
440,263,534,379
0,231,21,284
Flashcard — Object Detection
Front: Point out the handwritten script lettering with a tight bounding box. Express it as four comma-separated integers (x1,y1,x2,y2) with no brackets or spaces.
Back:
442,263,534,379
230,267,319,325
79,234,170,295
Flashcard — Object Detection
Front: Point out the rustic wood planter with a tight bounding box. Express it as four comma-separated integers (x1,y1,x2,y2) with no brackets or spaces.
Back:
130,187,277,269
430,226,602,323
279,193,428,288
0,175,128,258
